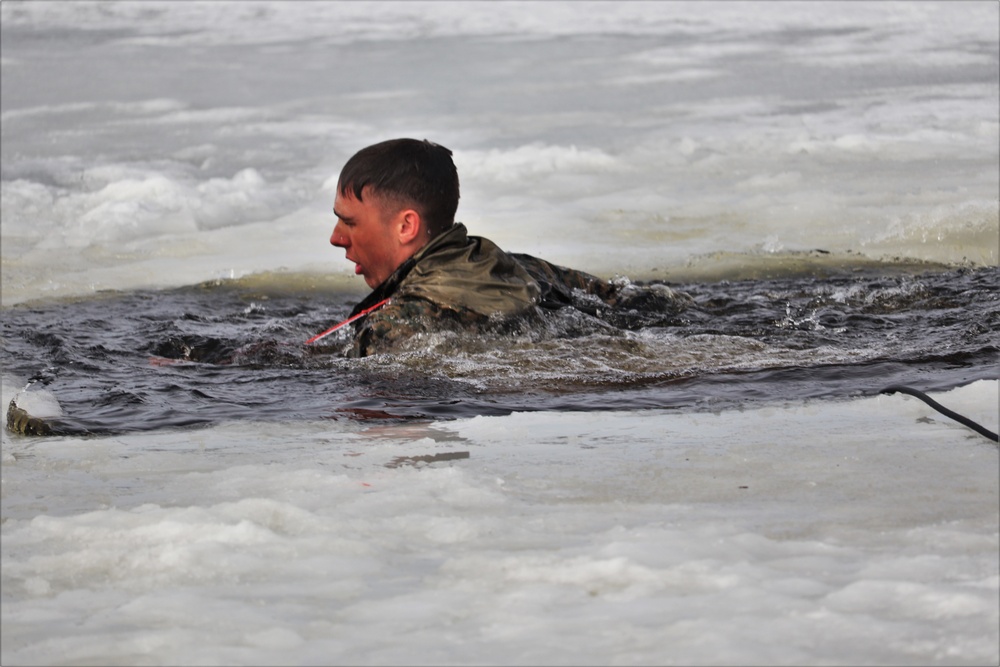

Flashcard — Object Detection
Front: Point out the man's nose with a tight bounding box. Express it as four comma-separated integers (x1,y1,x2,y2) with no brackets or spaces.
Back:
330,223,347,247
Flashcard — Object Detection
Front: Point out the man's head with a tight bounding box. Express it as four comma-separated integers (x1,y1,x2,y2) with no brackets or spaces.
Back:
330,139,460,288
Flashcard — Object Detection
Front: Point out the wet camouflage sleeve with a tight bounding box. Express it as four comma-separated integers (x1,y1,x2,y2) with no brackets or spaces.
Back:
7,400,54,435
511,253,623,312
350,297,477,357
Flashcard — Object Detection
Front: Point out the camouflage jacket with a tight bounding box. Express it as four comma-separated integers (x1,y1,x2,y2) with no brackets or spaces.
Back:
347,223,621,356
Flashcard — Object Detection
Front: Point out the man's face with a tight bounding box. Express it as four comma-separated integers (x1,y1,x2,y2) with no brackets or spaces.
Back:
330,188,403,289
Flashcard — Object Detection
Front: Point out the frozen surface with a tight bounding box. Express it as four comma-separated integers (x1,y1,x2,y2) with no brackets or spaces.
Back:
2,382,997,665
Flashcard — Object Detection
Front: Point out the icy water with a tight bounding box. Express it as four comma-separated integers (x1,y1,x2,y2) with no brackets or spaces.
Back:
1,266,998,435
2,2,999,665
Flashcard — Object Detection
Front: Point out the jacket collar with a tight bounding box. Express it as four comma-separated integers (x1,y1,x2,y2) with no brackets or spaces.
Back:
349,223,468,316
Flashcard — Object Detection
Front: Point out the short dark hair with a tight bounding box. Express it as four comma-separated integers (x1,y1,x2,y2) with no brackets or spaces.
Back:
338,138,460,236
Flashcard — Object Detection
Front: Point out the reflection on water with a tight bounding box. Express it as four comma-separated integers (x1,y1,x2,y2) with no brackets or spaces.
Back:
2,265,997,435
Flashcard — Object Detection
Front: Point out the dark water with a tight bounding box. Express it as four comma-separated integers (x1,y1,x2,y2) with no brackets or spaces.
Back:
2,266,997,435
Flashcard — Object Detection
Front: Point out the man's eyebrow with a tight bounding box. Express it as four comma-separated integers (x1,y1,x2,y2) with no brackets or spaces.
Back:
333,207,352,221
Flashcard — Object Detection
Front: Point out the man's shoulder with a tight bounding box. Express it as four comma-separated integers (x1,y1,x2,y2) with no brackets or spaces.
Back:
396,230,542,318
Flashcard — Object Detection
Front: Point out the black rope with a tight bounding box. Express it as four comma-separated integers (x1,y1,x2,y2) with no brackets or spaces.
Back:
881,385,999,443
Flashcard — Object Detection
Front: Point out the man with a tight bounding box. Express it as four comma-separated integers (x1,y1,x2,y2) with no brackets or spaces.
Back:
329,138,682,357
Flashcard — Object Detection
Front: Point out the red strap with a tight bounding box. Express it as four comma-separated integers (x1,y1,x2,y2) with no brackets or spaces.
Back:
305,298,391,345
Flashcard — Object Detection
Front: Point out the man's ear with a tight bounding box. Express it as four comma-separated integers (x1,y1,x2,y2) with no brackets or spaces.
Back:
396,209,423,245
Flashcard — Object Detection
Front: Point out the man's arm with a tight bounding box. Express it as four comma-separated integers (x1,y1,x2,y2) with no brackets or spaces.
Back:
350,297,463,357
